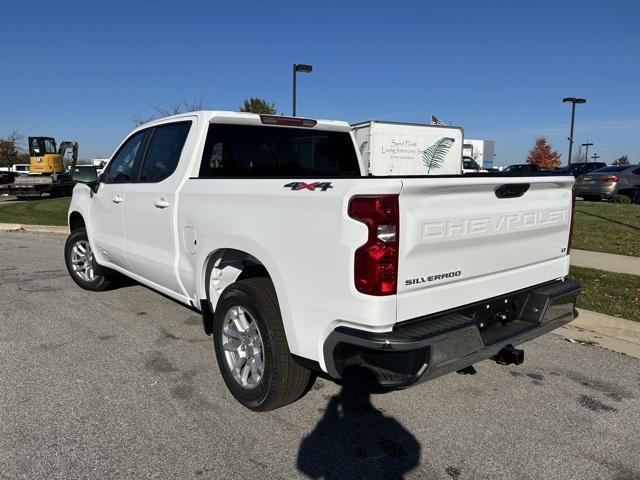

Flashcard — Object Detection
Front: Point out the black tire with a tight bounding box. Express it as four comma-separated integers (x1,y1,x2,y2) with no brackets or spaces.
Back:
64,228,114,291
627,187,640,204
212,278,314,411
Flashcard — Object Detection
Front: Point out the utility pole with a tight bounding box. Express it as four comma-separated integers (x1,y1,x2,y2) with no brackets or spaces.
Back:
581,141,593,163
562,97,587,165
590,153,600,163
292,64,313,116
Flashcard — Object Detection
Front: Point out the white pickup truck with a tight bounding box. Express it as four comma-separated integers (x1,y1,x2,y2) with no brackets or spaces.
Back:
66,111,581,411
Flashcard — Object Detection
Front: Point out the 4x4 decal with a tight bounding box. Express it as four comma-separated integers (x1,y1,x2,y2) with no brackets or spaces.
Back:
283,182,333,192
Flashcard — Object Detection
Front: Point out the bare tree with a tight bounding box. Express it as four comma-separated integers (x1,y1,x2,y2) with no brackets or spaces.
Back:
612,155,630,166
0,131,27,168
571,146,584,164
132,96,205,126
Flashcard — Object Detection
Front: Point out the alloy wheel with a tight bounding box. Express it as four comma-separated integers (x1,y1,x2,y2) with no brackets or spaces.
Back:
221,306,265,389
70,240,95,282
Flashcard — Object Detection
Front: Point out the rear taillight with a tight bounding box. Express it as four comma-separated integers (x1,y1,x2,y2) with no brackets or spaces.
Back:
602,176,619,183
567,190,576,254
348,195,399,296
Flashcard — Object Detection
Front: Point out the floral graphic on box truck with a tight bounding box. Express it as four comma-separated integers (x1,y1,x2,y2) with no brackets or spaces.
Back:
422,137,455,173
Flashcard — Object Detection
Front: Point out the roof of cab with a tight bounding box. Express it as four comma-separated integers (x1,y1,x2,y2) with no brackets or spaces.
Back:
138,110,351,132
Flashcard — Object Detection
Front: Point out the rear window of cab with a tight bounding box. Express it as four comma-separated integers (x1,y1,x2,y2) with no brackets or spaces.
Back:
198,124,360,178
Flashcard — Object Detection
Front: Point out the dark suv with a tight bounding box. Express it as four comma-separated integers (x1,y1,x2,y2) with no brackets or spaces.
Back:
502,164,541,174
555,162,606,178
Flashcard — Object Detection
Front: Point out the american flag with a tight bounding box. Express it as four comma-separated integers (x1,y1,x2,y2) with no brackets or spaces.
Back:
431,115,446,126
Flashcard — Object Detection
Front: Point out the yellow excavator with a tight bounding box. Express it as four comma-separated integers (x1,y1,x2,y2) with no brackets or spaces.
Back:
0,136,79,198
27,136,78,176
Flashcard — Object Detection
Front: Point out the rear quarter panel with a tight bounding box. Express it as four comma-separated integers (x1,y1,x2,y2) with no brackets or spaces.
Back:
176,177,402,369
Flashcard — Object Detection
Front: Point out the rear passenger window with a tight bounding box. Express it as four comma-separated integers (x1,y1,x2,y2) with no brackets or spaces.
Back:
199,124,360,177
139,122,191,182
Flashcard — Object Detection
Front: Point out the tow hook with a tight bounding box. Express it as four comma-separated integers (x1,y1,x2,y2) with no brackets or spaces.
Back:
491,344,524,366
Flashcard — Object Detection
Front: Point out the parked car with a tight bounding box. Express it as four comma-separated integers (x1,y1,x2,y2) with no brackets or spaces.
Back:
502,164,541,174
575,164,640,202
65,111,581,410
0,171,16,184
10,164,31,176
555,162,607,178
462,156,488,174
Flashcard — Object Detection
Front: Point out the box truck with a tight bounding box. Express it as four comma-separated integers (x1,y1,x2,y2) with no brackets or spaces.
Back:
352,121,463,176
463,139,495,168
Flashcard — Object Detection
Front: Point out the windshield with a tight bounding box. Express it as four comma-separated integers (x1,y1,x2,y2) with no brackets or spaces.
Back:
43,138,57,154
503,164,534,172
463,157,479,170
29,137,57,156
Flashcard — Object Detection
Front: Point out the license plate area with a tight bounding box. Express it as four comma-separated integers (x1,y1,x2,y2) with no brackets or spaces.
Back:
461,290,541,345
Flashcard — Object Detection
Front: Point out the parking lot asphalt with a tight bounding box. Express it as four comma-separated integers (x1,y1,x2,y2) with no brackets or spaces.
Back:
1,231,640,480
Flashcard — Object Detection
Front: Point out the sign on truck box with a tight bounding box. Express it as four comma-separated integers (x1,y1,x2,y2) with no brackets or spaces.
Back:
352,121,463,176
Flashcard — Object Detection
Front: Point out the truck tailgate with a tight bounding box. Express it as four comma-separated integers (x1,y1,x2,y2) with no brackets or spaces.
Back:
396,176,574,322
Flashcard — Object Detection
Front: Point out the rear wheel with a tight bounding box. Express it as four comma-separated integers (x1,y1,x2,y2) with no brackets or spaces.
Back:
627,187,640,204
212,278,314,411
64,228,114,291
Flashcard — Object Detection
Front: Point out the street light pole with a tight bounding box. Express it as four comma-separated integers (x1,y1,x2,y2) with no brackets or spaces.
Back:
581,141,593,164
562,97,586,165
292,63,313,116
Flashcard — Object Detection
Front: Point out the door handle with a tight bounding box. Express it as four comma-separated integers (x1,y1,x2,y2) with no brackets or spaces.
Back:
112,195,123,204
153,197,170,209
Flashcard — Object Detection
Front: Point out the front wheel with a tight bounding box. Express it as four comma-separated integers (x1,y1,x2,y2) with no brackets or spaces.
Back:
64,228,114,291
212,278,314,411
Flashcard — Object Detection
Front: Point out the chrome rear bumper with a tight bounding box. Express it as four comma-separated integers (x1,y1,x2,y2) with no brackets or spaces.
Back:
323,279,581,387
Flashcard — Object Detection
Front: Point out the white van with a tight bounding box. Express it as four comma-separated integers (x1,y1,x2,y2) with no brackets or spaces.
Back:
11,164,30,175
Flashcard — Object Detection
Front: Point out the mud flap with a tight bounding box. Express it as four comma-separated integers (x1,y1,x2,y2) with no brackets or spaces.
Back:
200,299,214,336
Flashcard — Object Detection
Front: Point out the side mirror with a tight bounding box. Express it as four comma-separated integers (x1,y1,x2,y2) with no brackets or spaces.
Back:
71,166,99,193
71,165,98,184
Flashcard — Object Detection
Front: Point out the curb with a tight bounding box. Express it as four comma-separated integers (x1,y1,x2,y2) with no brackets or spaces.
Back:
571,249,640,276
554,308,640,359
0,223,68,234
572,308,640,342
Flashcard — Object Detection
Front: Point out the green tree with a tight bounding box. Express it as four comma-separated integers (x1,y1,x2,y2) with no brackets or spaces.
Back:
613,155,630,165
527,137,561,170
239,97,277,114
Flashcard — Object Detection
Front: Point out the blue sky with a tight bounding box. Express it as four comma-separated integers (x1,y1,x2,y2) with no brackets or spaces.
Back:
2,0,639,165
